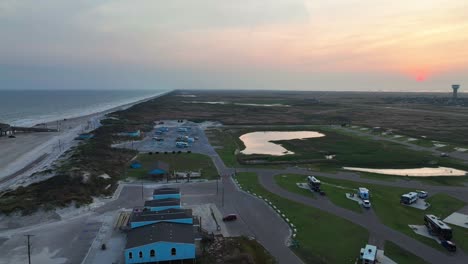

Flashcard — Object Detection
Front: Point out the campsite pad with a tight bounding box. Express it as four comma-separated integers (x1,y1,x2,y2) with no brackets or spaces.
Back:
346,193,363,205
402,199,430,210
408,225,441,243
443,212,468,229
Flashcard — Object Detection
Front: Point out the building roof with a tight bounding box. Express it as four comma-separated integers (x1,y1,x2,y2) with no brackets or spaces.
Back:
153,187,180,195
361,244,377,261
130,208,192,223
126,222,195,249
144,198,180,207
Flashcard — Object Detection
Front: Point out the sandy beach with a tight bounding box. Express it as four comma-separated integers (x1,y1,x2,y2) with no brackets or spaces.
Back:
0,91,169,189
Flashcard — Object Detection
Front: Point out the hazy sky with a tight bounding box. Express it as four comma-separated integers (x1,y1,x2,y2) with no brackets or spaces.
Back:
1,0,467,92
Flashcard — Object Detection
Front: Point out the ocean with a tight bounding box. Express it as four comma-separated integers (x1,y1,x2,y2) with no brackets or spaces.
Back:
0,90,168,126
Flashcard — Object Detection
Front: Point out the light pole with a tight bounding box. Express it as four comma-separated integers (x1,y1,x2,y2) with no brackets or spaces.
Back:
25,234,34,264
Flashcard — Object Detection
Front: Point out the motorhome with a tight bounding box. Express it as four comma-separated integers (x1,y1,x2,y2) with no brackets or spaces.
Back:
400,192,418,205
358,188,370,200
307,176,321,191
424,214,453,240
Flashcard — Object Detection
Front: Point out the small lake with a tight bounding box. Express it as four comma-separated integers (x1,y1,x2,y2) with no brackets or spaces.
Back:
343,166,467,177
183,101,290,107
239,131,325,156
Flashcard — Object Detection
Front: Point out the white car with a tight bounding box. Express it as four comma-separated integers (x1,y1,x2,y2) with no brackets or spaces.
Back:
362,200,371,208
417,191,428,199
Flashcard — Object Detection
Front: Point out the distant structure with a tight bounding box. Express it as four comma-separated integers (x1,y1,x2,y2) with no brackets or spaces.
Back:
452,84,460,100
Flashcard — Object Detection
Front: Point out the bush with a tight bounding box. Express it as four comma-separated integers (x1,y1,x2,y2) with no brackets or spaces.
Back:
149,152,153,155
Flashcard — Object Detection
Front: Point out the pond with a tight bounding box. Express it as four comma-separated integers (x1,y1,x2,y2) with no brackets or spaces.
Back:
343,166,467,177
239,131,325,156
183,101,290,107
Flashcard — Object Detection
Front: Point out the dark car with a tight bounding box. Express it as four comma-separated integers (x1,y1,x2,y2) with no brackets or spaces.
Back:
222,214,237,222
8,135,16,138
441,240,456,252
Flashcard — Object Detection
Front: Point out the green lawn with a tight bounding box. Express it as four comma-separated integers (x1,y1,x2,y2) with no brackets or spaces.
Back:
273,174,467,252
126,153,218,180
236,172,369,264
275,174,364,213
384,241,428,264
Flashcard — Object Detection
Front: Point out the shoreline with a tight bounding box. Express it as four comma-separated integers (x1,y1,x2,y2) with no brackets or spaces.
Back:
0,90,171,190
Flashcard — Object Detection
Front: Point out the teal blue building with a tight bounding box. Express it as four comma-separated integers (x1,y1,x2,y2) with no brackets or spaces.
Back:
144,198,181,212
125,222,196,264
129,208,193,229
153,187,181,200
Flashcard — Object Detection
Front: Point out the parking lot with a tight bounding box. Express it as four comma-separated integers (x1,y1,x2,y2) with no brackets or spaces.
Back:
113,120,216,155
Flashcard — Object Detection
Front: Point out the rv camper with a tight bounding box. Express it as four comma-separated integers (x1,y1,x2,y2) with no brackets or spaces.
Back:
424,214,453,240
400,192,418,205
358,188,370,200
307,176,321,191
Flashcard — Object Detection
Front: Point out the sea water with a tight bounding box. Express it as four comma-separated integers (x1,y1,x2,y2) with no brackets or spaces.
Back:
0,90,168,126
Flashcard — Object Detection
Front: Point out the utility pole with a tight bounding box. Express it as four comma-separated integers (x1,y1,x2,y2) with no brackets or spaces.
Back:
141,182,144,200
25,234,34,264
221,178,225,207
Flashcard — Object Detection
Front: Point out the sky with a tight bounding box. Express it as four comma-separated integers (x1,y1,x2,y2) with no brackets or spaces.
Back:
1,0,467,92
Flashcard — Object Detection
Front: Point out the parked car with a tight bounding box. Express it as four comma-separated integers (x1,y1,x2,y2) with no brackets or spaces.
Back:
152,137,164,141
440,153,449,157
362,200,371,208
441,240,457,252
8,135,16,138
222,214,238,222
417,191,428,199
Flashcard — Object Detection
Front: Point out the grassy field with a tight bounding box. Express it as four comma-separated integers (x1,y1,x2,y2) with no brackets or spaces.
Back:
208,125,468,186
384,241,428,264
236,172,369,264
205,128,240,167
275,174,362,213
273,174,467,252
126,153,218,180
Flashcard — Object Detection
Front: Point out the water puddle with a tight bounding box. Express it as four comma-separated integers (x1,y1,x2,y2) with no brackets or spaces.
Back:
343,166,466,177
239,131,325,156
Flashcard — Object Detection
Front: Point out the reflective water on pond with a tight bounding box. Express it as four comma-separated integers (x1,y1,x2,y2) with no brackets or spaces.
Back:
343,166,467,177
239,131,325,156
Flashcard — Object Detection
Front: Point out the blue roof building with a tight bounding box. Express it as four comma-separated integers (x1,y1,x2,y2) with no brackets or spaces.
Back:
153,187,181,200
125,222,195,264
359,244,377,264
129,208,193,229
144,198,181,212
